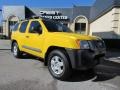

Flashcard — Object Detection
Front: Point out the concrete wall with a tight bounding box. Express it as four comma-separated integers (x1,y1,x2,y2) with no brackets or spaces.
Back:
2,6,25,37
90,8,120,39
2,6,25,20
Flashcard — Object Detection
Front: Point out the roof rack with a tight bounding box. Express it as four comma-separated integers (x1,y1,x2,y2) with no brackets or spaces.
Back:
29,15,41,19
20,16,42,21
25,15,52,20
20,15,60,21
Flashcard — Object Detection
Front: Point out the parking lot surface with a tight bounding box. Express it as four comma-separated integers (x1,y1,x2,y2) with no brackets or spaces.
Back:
0,50,120,90
0,40,11,50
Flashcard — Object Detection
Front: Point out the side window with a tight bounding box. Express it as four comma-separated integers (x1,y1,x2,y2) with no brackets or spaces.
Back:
29,21,42,34
19,21,29,33
12,23,19,31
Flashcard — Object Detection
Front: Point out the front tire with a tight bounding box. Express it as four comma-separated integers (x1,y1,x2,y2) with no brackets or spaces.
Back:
12,42,22,58
48,50,71,80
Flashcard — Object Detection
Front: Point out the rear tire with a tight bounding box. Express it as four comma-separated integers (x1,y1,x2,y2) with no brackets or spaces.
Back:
48,49,71,80
12,42,23,58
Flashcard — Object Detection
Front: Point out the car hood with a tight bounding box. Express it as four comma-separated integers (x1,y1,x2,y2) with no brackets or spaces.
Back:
49,32,99,40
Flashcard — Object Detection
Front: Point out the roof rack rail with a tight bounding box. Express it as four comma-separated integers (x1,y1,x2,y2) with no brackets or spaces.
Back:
20,15,58,21
29,15,41,19
32,15,59,20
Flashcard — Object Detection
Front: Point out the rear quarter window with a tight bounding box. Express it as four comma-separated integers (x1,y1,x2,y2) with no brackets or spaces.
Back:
19,21,29,33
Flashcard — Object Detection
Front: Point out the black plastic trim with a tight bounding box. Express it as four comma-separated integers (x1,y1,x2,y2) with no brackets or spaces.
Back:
65,48,106,70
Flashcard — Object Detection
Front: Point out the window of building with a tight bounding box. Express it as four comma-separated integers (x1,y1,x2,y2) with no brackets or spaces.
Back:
29,21,42,34
9,21,17,32
19,21,29,33
75,23,86,33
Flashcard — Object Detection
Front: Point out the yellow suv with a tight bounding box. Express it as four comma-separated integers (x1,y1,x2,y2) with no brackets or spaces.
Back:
11,18,106,80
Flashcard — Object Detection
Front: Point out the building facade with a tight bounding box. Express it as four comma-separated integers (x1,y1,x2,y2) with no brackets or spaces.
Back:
2,0,120,39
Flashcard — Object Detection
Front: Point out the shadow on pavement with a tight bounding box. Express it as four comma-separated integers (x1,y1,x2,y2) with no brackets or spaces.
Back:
66,69,96,82
92,59,120,82
59,59,120,82
20,53,44,62
20,52,120,82
106,49,120,58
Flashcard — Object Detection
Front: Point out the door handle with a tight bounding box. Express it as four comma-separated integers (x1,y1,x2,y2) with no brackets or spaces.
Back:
26,36,29,38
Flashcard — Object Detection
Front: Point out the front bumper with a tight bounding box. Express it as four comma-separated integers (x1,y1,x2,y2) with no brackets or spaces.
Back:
66,48,106,70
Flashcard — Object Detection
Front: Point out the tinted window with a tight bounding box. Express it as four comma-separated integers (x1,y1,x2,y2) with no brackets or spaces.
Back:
12,23,19,31
29,21,42,34
75,23,86,33
19,21,29,33
43,20,72,33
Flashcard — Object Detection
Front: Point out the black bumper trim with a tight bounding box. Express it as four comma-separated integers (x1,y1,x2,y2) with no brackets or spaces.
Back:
65,48,106,70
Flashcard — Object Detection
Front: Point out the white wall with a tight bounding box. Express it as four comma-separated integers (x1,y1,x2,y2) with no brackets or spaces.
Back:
90,8,120,39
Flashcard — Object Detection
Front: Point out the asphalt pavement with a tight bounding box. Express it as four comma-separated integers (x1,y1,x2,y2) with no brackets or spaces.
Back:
0,50,120,90
0,40,11,50
0,40,120,90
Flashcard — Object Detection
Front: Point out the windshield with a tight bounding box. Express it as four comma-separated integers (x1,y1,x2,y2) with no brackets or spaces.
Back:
43,20,73,32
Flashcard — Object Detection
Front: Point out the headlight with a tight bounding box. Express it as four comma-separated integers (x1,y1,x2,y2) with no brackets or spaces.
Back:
80,41,90,49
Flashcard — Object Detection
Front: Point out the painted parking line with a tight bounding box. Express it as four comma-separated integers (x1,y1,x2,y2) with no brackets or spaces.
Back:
106,57,120,63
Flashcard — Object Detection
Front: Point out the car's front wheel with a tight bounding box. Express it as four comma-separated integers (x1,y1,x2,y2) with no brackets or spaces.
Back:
12,42,22,58
48,50,71,80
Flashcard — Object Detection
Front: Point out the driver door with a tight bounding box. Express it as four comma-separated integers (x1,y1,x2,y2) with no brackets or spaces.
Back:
24,20,44,57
